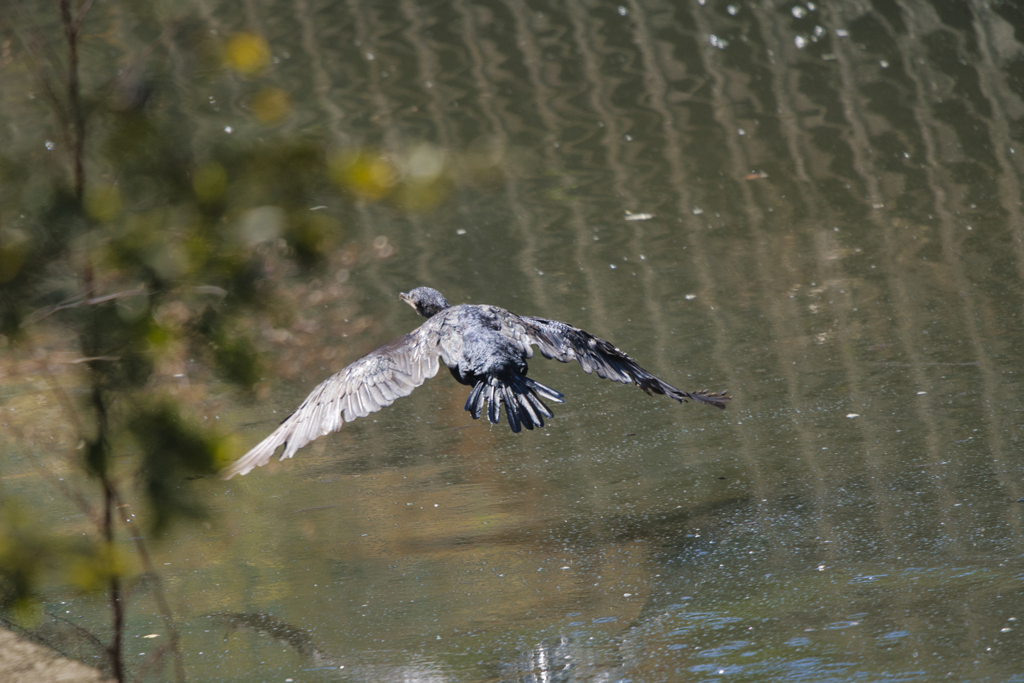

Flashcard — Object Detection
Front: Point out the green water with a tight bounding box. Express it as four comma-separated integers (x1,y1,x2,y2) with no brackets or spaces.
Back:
3,0,1024,681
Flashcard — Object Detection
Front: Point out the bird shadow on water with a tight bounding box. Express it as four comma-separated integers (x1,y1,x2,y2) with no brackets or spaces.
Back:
207,611,340,671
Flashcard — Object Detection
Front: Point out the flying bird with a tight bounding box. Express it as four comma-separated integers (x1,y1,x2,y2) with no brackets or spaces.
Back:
222,287,729,478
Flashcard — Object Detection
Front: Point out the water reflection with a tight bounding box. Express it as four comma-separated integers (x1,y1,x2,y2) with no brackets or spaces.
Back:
3,0,1024,680
210,611,336,666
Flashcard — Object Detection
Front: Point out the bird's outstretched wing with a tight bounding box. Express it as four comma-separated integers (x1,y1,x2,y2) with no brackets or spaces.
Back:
518,316,730,409
221,328,442,479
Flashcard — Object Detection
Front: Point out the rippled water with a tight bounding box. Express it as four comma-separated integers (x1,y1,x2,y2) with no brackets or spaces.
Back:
4,0,1024,681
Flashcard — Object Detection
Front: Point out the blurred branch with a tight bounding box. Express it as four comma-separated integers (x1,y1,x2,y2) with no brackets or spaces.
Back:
113,489,185,683
2,1,68,112
0,614,93,664
132,645,169,683
0,4,353,680
68,0,96,36
23,288,149,327
43,609,108,654
57,0,93,202
89,383,125,683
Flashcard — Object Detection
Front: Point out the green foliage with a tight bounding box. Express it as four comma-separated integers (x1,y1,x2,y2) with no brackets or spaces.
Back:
0,13,364,659
0,3,459,677
0,184,82,337
79,303,157,390
0,6,344,667
83,437,109,479
0,504,50,616
0,504,131,615
129,401,226,534
209,327,264,388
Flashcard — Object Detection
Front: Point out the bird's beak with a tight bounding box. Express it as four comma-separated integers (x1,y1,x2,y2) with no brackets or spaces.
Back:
399,292,414,308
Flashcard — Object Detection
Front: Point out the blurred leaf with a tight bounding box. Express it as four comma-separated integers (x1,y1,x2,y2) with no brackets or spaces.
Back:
286,211,337,268
193,161,228,204
0,297,24,340
211,329,263,388
0,242,27,283
0,504,51,614
328,149,399,201
67,542,131,593
84,438,109,479
224,33,271,75
76,303,156,390
251,87,292,124
393,176,454,212
231,141,324,208
105,109,159,162
85,184,124,223
129,402,224,534
238,205,284,248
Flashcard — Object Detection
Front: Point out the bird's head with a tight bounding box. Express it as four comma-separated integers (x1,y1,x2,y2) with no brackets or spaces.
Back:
400,287,451,318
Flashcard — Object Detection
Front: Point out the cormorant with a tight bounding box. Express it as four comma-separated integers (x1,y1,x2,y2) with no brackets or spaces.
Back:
222,287,728,478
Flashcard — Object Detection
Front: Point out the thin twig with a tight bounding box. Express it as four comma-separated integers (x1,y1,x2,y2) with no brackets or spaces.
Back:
58,0,85,201
0,614,90,664
113,490,187,683
43,610,110,654
85,289,149,305
132,644,168,683
90,386,125,683
55,4,121,679
70,0,97,35
24,288,150,327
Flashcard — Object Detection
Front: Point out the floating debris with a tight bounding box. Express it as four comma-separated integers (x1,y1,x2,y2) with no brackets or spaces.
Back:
624,211,654,221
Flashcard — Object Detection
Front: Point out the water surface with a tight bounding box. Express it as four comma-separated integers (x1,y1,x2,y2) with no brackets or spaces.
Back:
3,0,1024,681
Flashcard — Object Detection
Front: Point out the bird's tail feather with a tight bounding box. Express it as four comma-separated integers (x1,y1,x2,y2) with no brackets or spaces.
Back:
679,388,731,410
464,376,565,433
487,383,501,425
465,381,485,418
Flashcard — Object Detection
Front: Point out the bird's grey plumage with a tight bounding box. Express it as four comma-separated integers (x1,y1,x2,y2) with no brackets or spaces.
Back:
221,286,729,478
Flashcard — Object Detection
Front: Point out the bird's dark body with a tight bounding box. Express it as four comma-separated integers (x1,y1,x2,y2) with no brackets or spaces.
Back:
443,305,526,381
423,303,562,433
222,287,729,478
